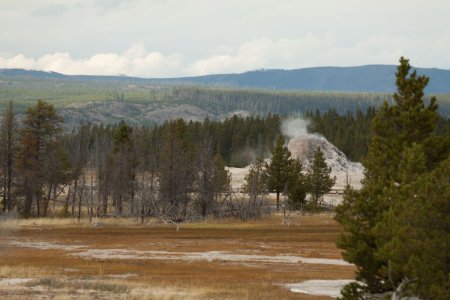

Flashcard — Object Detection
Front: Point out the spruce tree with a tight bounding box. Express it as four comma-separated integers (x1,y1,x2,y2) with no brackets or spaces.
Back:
16,100,63,217
286,158,307,210
158,119,195,218
335,57,450,298
305,147,336,210
266,136,294,210
111,121,134,216
375,146,449,299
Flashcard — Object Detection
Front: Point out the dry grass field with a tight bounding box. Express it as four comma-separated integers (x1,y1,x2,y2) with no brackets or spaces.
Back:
0,214,355,299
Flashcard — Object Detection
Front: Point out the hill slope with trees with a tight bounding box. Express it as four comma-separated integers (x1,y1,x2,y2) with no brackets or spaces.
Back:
1,66,450,128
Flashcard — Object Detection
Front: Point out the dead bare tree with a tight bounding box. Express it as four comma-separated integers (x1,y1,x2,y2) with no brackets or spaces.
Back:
66,124,90,218
77,172,87,222
240,157,270,220
194,141,232,219
42,143,71,216
0,100,18,212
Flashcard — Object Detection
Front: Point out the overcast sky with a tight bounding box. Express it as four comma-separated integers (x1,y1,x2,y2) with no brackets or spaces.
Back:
1,0,449,77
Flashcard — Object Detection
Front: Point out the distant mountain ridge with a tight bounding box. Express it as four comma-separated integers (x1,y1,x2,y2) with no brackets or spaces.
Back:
1,65,450,93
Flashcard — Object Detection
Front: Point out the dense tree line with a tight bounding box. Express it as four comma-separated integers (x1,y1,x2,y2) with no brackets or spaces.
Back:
0,107,283,218
306,108,376,162
306,107,450,162
0,99,339,220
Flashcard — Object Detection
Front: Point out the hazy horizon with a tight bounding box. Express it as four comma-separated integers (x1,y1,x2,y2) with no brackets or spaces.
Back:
2,63,450,80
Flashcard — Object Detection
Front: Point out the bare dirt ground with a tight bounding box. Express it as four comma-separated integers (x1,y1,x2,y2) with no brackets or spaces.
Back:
0,214,354,299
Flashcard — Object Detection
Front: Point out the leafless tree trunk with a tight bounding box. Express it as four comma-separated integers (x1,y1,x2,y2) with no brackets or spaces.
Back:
77,174,86,222
0,100,17,212
71,178,78,217
89,170,94,223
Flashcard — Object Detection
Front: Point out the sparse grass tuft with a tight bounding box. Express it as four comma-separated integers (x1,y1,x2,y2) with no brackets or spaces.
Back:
0,265,57,278
0,217,156,229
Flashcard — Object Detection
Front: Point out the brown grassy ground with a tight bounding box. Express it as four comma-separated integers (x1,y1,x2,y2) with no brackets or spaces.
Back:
0,213,354,299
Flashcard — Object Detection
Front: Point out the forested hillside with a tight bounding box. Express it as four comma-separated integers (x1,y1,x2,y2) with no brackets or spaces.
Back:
171,65,450,93
1,68,450,129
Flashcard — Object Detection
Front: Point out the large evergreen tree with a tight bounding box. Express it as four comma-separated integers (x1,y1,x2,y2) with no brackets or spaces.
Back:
16,100,64,217
305,147,336,210
111,121,134,216
266,136,294,210
286,158,307,210
158,119,195,219
375,145,450,299
335,57,450,298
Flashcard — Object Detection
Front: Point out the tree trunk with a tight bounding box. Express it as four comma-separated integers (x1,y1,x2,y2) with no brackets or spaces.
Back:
43,184,53,217
2,174,6,212
52,183,58,212
1,100,16,212
64,186,71,216
77,189,82,222
102,191,108,215
130,187,135,217
276,192,280,211
89,174,93,223
24,190,32,218
36,191,41,218
72,178,78,216
6,137,12,211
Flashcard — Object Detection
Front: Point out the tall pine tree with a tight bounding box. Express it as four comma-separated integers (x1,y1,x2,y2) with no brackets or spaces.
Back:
16,100,63,217
266,136,294,210
305,147,336,210
335,57,450,298
286,158,307,210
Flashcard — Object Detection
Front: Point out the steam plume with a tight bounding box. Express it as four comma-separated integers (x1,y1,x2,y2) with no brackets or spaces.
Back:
281,118,310,139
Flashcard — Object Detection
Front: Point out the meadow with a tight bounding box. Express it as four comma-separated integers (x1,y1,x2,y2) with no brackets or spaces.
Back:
0,214,354,299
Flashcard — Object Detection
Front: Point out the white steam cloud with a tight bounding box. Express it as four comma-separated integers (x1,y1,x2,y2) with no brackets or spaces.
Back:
281,118,310,139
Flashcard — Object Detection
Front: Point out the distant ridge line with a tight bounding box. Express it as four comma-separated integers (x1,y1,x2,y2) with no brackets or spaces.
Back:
1,64,450,93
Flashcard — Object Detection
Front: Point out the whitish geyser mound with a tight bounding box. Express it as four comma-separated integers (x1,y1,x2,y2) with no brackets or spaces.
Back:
287,134,362,172
287,133,364,190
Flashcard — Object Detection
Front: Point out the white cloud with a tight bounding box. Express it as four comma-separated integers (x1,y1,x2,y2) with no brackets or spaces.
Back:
1,32,449,77
0,45,184,77
3,54,36,69
187,32,450,75
1,1,450,73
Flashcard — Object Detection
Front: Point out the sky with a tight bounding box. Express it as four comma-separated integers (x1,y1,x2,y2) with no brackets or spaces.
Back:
0,0,449,77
